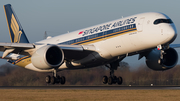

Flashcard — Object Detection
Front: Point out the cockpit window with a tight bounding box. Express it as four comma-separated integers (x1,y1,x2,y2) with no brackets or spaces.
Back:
154,19,173,25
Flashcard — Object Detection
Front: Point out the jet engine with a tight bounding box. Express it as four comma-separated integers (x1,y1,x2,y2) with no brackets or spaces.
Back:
31,45,64,70
145,48,178,70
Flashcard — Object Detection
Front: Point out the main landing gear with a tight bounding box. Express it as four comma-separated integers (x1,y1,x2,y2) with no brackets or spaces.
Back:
45,69,66,85
102,62,123,85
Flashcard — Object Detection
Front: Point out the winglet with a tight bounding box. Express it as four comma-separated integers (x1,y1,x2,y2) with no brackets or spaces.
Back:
3,4,29,43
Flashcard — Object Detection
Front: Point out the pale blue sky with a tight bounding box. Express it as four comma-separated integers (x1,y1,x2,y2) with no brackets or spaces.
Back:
0,0,180,69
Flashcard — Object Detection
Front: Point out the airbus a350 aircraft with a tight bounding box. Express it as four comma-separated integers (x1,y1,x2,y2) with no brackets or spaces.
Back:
1,4,180,85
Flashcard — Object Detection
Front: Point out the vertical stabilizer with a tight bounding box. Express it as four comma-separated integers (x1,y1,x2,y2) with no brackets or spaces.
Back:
3,4,29,43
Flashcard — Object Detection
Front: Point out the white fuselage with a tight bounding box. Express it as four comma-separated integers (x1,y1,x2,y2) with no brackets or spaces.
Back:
23,12,177,72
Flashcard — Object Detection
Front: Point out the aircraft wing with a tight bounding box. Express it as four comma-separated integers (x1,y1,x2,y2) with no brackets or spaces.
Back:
170,44,180,48
0,43,35,50
57,44,96,60
57,44,95,51
0,42,96,60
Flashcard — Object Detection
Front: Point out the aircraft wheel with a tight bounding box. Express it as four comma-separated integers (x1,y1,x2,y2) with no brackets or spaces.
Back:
55,75,61,84
50,76,56,84
45,75,51,83
60,76,66,85
102,76,108,84
108,77,113,85
117,76,123,85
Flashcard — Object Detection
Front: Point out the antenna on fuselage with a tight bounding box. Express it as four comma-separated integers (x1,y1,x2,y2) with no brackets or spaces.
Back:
44,31,47,39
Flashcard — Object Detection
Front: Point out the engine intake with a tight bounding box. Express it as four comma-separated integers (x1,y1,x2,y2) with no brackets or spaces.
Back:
31,45,64,70
145,48,178,71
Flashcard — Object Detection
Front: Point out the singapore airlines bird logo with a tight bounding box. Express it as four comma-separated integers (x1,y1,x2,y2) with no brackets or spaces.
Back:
10,14,22,43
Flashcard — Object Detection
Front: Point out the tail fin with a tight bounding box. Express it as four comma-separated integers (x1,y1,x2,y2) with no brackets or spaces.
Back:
3,4,29,43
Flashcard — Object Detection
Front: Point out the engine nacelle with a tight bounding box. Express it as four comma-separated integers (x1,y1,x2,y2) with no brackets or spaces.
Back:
31,45,64,70
145,48,178,71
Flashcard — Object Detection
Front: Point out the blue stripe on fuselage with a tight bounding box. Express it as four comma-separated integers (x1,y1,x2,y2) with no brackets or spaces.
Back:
59,24,137,45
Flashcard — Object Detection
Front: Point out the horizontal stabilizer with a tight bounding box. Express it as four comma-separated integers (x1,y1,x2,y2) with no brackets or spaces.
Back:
170,44,180,48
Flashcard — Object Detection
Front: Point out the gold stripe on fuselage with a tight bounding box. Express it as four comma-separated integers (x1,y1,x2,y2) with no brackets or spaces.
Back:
13,56,31,67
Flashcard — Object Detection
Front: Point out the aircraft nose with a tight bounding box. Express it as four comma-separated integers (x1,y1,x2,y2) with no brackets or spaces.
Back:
166,25,177,43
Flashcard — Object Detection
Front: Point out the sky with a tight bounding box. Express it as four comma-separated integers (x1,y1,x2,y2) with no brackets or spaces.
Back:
0,0,180,69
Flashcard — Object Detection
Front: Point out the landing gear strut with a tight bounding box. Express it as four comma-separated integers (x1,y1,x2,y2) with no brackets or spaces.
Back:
45,69,66,85
103,62,123,85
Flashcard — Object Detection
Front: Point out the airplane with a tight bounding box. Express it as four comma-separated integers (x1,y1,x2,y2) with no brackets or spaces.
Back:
1,4,179,85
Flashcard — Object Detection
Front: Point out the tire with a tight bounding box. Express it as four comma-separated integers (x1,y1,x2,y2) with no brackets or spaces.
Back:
45,75,51,83
102,76,108,84
117,76,123,85
50,76,56,84
60,76,66,85
108,77,113,85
